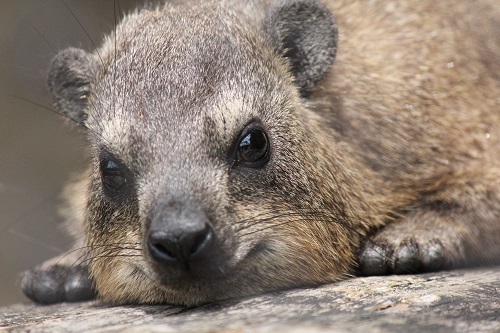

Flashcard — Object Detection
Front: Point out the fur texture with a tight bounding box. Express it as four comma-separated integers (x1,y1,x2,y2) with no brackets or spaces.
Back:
22,0,500,305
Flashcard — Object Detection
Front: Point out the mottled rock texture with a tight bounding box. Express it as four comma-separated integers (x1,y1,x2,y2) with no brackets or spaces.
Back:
1,267,499,333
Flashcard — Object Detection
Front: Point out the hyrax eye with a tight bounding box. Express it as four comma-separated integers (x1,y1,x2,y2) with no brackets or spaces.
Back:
100,158,127,191
235,124,270,167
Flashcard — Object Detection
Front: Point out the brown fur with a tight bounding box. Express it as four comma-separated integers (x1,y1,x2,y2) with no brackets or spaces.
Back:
22,0,500,306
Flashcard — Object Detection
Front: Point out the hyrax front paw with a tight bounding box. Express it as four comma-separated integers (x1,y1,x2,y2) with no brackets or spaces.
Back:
356,211,466,276
359,236,447,276
21,264,95,304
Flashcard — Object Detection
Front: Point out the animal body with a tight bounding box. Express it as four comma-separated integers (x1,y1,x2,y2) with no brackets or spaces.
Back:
21,0,500,306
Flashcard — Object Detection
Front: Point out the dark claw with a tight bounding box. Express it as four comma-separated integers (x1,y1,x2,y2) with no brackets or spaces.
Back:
21,266,66,304
420,239,446,272
358,243,391,276
21,265,96,304
393,238,421,274
64,266,96,302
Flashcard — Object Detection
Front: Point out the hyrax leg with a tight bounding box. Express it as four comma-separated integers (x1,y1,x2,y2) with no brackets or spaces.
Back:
21,172,96,304
360,167,500,275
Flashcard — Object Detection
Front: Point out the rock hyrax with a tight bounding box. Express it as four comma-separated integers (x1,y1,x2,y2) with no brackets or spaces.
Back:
21,0,500,305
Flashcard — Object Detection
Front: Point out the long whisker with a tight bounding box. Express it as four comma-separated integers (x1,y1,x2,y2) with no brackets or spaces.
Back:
234,207,420,276
28,23,102,122
234,209,349,233
8,228,64,254
62,0,104,67
9,94,89,131
54,243,142,278
5,94,111,156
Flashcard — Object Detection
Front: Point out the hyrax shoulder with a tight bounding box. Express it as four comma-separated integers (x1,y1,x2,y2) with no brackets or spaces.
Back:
22,0,500,305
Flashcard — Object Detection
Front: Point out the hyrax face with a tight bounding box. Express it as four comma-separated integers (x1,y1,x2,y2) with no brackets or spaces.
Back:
47,1,360,305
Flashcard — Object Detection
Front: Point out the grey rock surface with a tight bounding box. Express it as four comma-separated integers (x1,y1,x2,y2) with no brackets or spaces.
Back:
1,267,499,333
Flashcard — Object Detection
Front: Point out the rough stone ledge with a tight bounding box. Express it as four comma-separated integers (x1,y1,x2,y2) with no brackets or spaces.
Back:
1,267,499,333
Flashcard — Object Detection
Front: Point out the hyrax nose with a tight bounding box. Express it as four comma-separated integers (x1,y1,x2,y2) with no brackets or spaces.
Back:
148,211,215,265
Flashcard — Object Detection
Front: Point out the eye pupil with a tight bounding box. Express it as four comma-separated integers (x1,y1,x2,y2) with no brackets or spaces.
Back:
101,158,126,190
237,128,269,165
106,174,126,188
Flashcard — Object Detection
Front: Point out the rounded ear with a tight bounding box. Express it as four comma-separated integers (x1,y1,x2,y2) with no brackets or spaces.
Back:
48,47,97,124
265,0,338,96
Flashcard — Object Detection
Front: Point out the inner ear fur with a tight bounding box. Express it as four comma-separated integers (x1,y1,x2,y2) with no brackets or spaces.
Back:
265,0,338,95
48,47,97,124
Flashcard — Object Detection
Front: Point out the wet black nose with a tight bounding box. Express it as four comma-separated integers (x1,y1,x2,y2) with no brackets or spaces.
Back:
148,218,215,265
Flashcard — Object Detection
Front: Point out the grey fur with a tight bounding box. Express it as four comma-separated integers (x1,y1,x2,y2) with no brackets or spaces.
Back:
21,0,500,306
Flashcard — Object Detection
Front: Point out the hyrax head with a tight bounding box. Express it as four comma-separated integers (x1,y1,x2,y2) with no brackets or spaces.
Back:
48,0,353,305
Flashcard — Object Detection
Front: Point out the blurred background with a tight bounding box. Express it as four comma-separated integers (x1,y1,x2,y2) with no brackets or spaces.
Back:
0,0,144,306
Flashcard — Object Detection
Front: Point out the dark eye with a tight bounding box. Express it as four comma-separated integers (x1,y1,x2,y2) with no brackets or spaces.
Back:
100,157,127,192
236,125,270,167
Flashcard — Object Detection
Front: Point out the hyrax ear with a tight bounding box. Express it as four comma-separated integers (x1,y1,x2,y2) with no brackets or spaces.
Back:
48,48,97,124
265,0,338,95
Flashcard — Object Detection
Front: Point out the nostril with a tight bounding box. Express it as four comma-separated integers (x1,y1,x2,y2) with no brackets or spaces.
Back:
189,224,214,259
148,233,178,262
